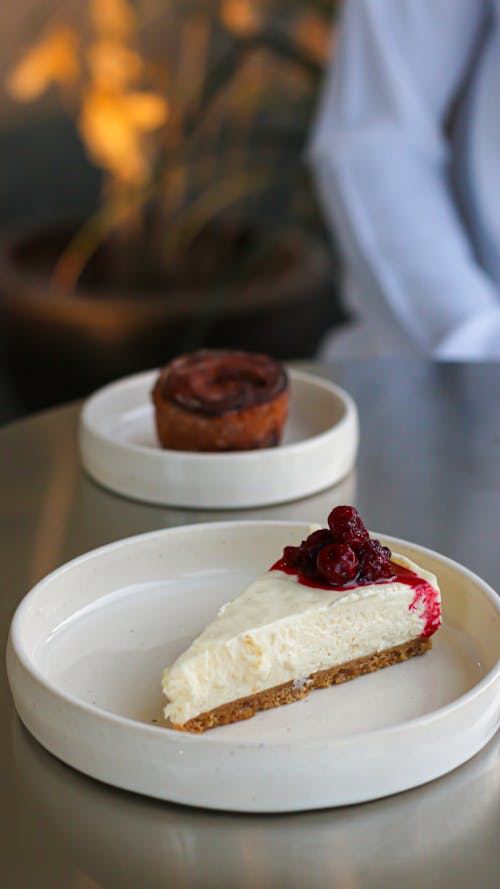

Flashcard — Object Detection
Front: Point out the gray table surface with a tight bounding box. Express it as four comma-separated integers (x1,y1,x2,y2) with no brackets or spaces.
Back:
1,360,499,889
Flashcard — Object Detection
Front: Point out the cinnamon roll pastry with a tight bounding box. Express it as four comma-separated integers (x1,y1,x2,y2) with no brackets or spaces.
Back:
152,350,289,451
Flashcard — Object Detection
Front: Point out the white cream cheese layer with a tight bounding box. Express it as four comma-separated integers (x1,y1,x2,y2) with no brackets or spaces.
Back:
162,553,440,725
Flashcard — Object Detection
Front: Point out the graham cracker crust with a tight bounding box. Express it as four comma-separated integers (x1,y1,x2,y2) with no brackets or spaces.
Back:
172,636,432,733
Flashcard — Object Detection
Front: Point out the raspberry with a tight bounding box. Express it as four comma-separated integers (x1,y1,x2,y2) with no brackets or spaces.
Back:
317,544,359,585
328,506,369,551
282,545,304,569
282,530,334,580
301,529,334,553
358,539,394,582
281,545,314,576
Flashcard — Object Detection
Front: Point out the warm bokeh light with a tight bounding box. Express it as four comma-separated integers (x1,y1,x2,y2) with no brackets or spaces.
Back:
90,0,136,42
4,0,336,291
220,0,262,36
80,87,168,183
293,12,331,63
7,0,168,186
87,41,143,90
6,25,79,101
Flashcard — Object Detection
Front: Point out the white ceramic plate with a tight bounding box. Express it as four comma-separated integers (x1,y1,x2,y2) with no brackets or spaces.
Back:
7,522,499,813
79,368,359,508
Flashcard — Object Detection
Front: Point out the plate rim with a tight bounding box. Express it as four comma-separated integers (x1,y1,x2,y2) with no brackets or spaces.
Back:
8,521,500,750
79,367,358,462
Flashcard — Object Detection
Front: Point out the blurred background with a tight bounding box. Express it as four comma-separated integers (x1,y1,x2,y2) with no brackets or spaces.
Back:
0,0,345,423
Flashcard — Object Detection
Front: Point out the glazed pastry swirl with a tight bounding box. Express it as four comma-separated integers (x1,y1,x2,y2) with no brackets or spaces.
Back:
160,350,288,416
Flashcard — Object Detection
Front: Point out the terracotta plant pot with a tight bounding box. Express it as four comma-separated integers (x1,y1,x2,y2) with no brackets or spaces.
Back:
0,221,341,412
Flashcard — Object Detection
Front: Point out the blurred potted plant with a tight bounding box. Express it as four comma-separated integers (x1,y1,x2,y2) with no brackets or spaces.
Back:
0,0,341,409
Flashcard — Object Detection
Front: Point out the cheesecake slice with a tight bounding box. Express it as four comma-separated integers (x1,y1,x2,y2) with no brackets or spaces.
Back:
162,507,441,732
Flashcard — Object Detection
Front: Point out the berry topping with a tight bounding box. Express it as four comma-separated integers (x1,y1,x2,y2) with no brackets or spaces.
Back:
282,531,334,578
282,545,309,573
328,505,369,551
273,505,396,590
357,539,394,582
302,529,335,553
317,544,359,585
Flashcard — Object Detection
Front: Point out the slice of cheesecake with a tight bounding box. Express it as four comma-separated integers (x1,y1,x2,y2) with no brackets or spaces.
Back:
162,507,441,733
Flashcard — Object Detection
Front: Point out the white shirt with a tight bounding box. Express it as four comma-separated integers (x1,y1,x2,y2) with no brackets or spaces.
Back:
310,0,500,360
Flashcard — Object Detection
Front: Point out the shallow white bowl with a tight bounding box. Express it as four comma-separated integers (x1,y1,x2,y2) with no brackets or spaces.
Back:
79,368,359,508
6,521,499,813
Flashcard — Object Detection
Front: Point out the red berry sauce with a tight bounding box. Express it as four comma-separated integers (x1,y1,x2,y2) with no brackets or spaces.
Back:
270,505,441,638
